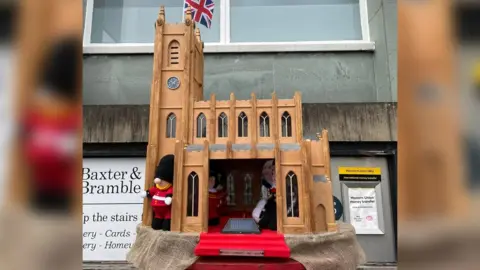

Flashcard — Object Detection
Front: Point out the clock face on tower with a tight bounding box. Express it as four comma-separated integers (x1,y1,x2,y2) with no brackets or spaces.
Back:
167,76,180,90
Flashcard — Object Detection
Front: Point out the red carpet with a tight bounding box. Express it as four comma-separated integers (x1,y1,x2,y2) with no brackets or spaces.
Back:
194,215,291,258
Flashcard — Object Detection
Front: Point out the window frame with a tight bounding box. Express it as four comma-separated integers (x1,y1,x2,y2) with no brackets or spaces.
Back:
82,0,374,54
243,173,253,206
166,112,176,138
196,113,207,138
285,171,300,218
226,172,236,206
187,171,199,217
218,112,228,138
259,111,270,137
237,111,248,137
281,111,292,138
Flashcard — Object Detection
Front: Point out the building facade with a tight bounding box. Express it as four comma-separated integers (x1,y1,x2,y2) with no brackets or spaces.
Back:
82,0,398,264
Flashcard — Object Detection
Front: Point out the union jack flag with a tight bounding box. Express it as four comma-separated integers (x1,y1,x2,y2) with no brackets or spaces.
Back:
184,0,215,29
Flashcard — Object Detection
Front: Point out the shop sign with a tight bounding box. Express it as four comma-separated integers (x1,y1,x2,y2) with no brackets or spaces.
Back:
83,157,146,261
339,167,381,181
348,187,383,234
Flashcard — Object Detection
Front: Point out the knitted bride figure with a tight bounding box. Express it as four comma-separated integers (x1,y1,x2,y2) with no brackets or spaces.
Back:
252,160,276,223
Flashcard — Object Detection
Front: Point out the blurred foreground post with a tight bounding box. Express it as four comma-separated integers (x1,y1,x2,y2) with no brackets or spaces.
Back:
8,0,50,210
0,1,83,269
9,0,82,215
398,0,469,222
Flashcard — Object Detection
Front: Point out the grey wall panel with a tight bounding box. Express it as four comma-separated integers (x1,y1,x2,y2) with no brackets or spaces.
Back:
367,0,397,102
84,52,378,105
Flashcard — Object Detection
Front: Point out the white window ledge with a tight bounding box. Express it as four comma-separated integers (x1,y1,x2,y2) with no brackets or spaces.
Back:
83,41,375,54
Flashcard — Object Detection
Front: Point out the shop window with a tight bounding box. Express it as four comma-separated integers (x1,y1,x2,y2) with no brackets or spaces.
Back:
218,112,228,137
286,171,299,218
230,0,362,43
89,0,221,44
237,112,248,137
187,172,199,217
166,113,176,138
281,111,292,137
87,1,360,45
259,111,270,137
168,40,180,66
196,113,207,138
226,173,235,206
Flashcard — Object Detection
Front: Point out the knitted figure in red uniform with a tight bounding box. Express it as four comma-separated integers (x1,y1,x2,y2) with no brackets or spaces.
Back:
23,108,79,210
207,171,226,226
141,155,175,231
21,37,81,212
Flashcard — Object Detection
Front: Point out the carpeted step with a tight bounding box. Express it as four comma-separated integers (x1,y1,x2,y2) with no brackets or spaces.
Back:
195,232,291,258
200,232,284,241
187,257,305,270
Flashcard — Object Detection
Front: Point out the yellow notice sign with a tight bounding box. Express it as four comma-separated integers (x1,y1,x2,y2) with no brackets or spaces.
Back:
338,167,381,175
338,167,381,181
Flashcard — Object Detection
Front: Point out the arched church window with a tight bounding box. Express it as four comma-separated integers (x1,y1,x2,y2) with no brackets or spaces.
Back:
218,112,228,137
259,112,270,137
196,113,207,138
168,40,180,66
238,112,248,137
166,113,176,138
187,172,199,217
286,171,300,218
281,111,292,137
243,173,253,205
226,173,236,206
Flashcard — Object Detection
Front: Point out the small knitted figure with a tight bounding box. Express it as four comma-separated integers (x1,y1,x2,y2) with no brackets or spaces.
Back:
252,160,276,223
208,170,226,226
140,155,175,231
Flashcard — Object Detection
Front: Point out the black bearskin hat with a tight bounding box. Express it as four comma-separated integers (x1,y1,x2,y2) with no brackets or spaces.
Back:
155,155,175,184
41,36,81,101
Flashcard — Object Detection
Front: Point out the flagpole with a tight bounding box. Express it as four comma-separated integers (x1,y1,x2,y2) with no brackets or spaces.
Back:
182,2,188,22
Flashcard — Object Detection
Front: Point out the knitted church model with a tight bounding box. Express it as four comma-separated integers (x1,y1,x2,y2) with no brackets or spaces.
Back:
141,7,337,257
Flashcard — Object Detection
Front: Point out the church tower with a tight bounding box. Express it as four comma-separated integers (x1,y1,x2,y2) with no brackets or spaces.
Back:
142,6,335,235
142,7,204,225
